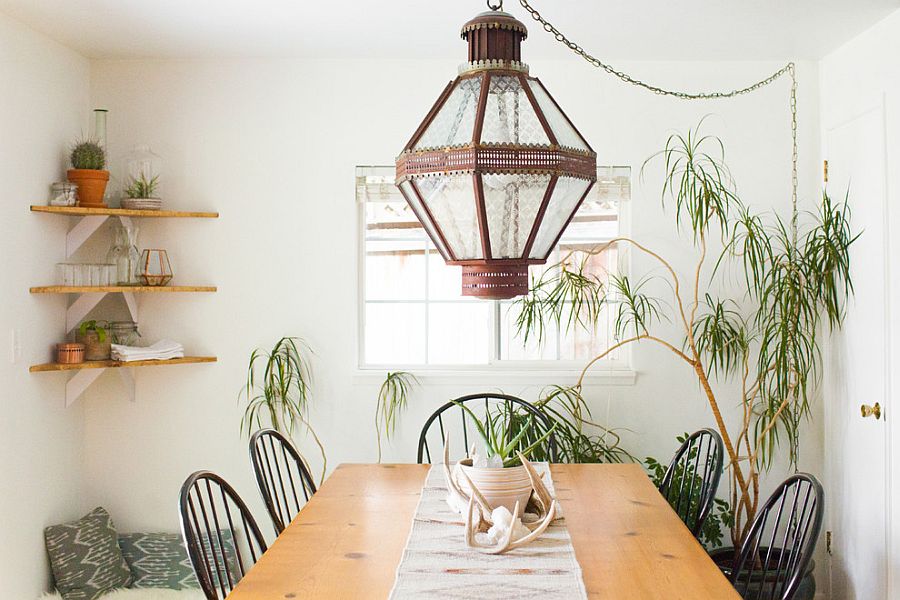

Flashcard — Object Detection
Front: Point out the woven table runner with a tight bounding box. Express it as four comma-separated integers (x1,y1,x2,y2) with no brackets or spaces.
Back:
388,463,588,600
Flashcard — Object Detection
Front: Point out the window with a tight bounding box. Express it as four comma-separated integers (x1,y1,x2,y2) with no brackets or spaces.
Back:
358,165,630,369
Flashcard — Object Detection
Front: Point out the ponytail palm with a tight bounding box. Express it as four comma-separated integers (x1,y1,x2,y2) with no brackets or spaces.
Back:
241,337,327,485
514,122,857,546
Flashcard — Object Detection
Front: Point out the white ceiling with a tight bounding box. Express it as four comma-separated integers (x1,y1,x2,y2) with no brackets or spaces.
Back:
2,0,898,60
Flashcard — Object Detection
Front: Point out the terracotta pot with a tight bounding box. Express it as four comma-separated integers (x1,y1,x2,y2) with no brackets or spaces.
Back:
75,330,111,361
67,169,109,208
458,459,532,517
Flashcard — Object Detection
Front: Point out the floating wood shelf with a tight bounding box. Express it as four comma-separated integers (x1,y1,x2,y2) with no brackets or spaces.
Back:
31,205,218,218
29,204,218,406
31,285,217,294
30,356,217,372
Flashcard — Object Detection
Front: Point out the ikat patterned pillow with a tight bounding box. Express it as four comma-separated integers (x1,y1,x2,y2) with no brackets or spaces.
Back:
117,533,199,589
44,507,133,600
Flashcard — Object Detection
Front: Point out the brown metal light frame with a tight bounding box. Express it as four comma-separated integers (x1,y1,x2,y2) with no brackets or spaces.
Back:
395,10,598,299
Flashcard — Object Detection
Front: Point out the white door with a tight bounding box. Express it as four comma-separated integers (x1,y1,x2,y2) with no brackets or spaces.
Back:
824,103,890,600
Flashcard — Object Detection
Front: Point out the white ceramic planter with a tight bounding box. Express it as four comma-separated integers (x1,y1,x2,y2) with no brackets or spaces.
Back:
458,460,532,517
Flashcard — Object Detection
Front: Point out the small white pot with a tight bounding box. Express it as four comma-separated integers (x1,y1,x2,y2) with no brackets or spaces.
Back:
458,460,532,517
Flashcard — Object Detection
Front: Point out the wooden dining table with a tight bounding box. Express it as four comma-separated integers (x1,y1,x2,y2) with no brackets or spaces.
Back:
228,463,740,599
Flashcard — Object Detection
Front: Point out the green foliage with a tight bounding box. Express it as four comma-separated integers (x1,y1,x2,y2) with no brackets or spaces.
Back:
611,275,665,338
509,120,856,544
241,337,327,484
448,387,631,468
375,371,419,462
70,139,106,170
645,433,735,550
650,117,737,239
124,173,160,199
514,253,606,345
78,320,109,343
533,385,634,464
692,295,750,378
452,401,556,468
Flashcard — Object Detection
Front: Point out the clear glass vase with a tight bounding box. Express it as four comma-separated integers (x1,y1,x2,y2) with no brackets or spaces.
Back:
106,223,141,285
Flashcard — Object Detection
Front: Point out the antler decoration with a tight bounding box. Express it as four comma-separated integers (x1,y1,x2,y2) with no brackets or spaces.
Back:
442,436,560,554
464,495,558,555
442,435,493,527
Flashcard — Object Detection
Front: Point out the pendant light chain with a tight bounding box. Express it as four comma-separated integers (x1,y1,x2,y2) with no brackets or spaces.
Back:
517,0,800,243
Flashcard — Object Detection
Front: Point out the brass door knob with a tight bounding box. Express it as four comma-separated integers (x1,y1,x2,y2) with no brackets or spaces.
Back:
861,403,882,419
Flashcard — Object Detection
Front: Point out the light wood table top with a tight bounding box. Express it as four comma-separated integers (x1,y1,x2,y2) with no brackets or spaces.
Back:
228,463,739,599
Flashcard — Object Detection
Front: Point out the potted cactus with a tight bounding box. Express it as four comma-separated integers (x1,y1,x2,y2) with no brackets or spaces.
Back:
67,139,109,208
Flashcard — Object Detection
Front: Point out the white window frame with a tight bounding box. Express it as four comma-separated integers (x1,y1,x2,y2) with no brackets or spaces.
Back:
355,165,634,382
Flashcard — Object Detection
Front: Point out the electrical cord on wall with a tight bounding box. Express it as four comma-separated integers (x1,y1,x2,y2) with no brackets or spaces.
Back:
516,0,799,245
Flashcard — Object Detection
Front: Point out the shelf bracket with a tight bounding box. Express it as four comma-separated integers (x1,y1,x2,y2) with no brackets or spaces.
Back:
67,292,107,332
122,292,139,322
64,367,137,406
67,215,109,258
66,369,105,407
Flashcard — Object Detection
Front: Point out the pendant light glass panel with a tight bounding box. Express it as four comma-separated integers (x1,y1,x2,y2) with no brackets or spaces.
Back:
529,176,591,259
414,76,484,150
481,76,549,146
395,9,597,298
415,175,482,260
398,180,451,259
482,172,551,258
526,80,591,151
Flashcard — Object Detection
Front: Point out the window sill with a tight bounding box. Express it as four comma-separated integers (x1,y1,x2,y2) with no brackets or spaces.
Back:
351,368,636,387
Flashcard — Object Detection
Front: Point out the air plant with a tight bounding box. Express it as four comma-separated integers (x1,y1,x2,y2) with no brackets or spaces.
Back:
241,337,327,485
513,121,857,547
375,371,419,462
124,173,160,199
70,139,106,170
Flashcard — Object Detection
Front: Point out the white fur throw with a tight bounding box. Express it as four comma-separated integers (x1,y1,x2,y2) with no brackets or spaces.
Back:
41,589,205,600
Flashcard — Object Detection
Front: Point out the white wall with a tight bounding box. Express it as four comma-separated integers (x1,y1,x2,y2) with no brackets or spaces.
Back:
820,8,900,597
83,56,823,546
0,13,90,598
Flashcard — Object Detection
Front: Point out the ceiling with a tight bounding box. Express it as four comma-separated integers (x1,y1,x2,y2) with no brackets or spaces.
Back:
2,0,898,60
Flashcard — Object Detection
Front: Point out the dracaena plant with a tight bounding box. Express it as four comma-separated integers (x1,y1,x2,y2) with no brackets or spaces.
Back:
513,121,857,547
241,337,327,485
375,371,419,463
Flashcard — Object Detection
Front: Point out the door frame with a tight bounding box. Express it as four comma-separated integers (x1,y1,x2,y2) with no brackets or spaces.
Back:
823,95,893,599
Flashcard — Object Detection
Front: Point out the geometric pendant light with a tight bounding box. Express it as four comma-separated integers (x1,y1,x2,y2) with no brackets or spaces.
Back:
396,5,597,299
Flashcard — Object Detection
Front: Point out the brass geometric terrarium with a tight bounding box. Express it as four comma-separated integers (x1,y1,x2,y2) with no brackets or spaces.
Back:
396,5,597,299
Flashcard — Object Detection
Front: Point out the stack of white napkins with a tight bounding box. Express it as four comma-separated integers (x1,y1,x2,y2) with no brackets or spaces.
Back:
111,339,184,362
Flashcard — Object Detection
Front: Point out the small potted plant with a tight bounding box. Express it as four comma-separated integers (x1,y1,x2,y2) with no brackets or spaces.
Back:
454,402,555,516
67,139,109,208
76,320,111,361
122,172,161,210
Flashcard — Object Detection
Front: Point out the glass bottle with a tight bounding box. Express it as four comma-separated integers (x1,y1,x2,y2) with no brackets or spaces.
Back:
93,109,108,150
93,109,112,203
106,223,141,285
